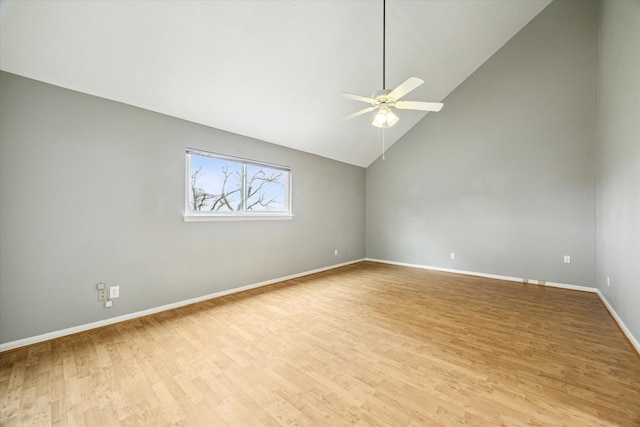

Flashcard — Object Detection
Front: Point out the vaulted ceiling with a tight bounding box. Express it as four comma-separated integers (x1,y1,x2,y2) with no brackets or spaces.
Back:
0,0,551,167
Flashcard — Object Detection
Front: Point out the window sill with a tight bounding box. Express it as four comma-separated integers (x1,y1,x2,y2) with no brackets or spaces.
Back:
183,214,294,222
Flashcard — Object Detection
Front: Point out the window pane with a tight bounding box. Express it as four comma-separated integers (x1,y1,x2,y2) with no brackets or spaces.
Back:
188,155,242,212
186,149,291,218
245,164,287,212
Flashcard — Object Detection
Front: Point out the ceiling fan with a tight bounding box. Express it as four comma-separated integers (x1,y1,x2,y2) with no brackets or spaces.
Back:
340,0,443,128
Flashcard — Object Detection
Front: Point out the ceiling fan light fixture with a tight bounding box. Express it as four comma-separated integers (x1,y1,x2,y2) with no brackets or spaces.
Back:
387,111,399,126
374,110,388,124
372,108,398,128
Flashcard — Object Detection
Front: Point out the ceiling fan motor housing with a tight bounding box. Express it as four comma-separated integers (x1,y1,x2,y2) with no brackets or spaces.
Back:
373,89,393,106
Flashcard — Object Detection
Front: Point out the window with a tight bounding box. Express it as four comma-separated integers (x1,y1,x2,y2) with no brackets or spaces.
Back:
184,148,292,221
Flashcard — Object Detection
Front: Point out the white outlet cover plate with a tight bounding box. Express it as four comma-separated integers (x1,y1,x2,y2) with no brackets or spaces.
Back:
109,286,120,299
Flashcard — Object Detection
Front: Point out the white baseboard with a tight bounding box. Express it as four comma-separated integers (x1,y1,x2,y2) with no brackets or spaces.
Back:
0,259,365,353
366,258,598,292
366,258,639,355
595,290,640,355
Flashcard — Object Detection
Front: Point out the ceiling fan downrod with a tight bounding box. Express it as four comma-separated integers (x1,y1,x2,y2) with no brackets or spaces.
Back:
382,0,386,90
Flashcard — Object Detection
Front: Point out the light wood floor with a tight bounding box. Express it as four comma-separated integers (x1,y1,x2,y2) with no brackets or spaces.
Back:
1,262,639,426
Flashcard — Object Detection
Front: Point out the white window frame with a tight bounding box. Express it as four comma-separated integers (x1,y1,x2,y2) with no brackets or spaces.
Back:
183,148,293,222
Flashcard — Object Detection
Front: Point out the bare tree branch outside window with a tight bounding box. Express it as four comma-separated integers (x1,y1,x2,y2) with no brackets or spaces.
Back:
186,150,290,215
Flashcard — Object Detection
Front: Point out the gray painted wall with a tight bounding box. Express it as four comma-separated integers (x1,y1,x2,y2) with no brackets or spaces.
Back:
596,0,640,342
0,71,365,344
366,0,598,287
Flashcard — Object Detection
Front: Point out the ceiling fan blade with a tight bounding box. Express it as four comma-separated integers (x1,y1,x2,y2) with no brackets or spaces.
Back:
388,77,424,100
341,106,377,122
395,100,444,112
340,92,377,104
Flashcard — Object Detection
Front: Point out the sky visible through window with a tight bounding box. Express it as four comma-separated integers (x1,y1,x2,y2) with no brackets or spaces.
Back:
187,151,289,214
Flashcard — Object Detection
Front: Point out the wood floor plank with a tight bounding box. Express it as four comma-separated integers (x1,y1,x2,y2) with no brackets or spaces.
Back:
1,261,639,426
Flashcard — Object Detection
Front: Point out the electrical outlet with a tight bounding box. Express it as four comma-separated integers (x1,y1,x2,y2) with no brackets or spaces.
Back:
97,283,106,301
109,286,120,299
607,276,610,287
450,252,455,260
563,255,571,264
334,249,338,256
105,300,112,308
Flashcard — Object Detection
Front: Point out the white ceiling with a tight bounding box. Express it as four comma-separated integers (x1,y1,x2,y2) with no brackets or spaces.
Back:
0,0,551,167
